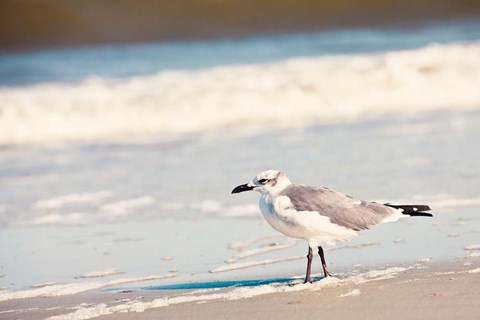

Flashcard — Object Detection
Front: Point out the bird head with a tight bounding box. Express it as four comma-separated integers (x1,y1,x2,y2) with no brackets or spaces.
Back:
231,170,292,195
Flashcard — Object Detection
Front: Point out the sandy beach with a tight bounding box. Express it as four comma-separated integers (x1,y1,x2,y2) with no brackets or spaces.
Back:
1,261,479,320
106,264,480,320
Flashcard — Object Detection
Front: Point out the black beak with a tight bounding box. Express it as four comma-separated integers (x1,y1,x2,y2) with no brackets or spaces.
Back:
231,183,254,194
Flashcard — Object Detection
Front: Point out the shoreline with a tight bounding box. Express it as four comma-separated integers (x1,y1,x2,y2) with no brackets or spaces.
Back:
0,261,478,320
2,203,480,293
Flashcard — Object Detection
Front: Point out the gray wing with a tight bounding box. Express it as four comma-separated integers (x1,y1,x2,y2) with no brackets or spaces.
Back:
279,184,396,231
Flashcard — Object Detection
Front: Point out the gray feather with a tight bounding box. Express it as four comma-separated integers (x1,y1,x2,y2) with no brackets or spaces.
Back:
279,184,396,231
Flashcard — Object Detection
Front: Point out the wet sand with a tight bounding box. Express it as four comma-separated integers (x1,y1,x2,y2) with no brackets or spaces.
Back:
110,264,480,320
2,0,480,51
1,261,479,319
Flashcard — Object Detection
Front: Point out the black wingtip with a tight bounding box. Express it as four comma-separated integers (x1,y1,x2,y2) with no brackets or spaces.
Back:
384,203,433,217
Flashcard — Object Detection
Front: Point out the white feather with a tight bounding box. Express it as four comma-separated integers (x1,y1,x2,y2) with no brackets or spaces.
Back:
260,194,358,247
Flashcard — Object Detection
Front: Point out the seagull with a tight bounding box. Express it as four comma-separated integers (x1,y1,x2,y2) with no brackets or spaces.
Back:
231,170,432,283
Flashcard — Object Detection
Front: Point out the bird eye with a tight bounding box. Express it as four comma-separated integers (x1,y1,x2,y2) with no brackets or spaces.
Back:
258,178,268,184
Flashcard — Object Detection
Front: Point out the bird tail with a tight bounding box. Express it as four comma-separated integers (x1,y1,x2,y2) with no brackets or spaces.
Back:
384,203,433,217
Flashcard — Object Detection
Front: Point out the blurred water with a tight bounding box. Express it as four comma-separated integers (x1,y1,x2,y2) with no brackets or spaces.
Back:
1,109,479,229
1,41,480,146
1,20,480,294
1,19,480,86
1,109,479,291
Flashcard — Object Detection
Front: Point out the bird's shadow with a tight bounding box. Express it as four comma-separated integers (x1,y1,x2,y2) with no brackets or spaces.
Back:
107,276,326,292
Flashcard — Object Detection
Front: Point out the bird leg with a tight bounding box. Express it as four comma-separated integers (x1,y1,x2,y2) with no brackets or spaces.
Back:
304,247,313,283
318,246,332,277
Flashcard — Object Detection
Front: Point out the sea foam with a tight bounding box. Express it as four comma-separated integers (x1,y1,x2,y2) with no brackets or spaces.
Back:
1,42,480,146
45,267,408,320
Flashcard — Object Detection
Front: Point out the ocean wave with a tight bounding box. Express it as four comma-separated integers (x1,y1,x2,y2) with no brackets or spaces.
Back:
34,191,113,209
1,41,480,145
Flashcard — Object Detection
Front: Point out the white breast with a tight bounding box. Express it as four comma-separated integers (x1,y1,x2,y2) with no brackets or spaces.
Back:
259,194,358,247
